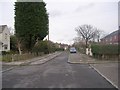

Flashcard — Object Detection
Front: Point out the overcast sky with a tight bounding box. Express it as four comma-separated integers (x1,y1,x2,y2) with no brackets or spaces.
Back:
0,0,119,44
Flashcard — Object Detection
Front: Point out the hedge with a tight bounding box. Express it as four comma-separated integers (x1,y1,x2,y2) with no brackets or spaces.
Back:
91,44,120,55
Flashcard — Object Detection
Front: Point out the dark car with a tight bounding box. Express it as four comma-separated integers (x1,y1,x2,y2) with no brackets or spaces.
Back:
70,47,77,53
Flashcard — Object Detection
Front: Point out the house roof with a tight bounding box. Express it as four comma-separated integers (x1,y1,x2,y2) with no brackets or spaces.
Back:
0,25,7,33
101,30,120,40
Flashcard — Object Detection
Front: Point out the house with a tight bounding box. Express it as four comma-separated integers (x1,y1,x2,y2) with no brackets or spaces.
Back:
0,25,10,51
55,43,69,50
100,30,120,44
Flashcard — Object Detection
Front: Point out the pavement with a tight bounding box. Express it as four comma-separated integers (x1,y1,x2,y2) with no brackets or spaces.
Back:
68,53,119,64
90,63,119,89
2,52,116,88
68,52,119,89
2,51,62,66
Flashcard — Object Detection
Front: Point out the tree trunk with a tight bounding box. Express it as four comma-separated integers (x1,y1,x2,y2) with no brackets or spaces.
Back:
17,39,22,55
34,37,39,47
85,39,88,48
18,45,22,55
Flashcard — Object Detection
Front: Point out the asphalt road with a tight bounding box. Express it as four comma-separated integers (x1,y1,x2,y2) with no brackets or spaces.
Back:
2,52,116,88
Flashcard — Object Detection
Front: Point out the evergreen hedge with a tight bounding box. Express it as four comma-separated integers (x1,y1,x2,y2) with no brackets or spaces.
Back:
91,44,120,59
92,44,120,55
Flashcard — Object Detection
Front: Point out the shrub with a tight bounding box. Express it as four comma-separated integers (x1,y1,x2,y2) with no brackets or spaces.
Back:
2,51,7,55
91,44,119,55
91,44,120,59
55,48,64,51
32,40,65,55
2,55,12,62
32,41,49,55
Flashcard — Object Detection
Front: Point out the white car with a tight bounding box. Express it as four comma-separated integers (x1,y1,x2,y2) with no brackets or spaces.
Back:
70,47,77,53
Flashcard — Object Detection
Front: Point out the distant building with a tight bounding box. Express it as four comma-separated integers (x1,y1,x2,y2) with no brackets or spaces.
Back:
55,43,69,50
0,25,10,51
100,30,120,44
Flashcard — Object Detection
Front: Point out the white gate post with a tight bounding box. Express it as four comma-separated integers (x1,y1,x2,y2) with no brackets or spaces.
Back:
86,48,89,55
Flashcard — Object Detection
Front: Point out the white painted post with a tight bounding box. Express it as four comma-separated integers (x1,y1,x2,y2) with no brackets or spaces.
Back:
86,48,89,55
89,48,93,56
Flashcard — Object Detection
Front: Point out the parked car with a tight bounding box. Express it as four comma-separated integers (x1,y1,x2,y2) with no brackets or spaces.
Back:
70,47,77,53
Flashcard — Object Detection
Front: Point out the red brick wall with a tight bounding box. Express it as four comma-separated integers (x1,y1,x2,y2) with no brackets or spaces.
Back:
101,34,119,44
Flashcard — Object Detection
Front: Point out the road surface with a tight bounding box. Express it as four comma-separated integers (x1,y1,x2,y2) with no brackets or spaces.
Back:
2,52,117,88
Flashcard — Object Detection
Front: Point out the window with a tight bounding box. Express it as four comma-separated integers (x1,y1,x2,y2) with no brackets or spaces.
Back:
114,36,117,39
4,44,8,50
5,33,7,39
110,37,112,41
106,39,108,42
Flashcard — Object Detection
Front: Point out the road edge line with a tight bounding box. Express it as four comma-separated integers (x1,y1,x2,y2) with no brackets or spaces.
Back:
90,64,118,89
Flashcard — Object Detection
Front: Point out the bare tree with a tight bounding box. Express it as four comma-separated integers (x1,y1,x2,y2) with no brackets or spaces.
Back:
91,29,102,42
75,24,97,48
8,27,15,35
95,29,103,42
93,29,106,43
73,37,82,44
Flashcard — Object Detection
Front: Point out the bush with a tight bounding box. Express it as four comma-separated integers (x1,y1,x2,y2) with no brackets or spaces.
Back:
32,40,49,55
55,48,64,51
32,40,65,55
91,44,120,60
2,55,12,62
2,50,18,55
91,44,119,55
2,51,7,55
10,35,18,51
2,53,36,62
